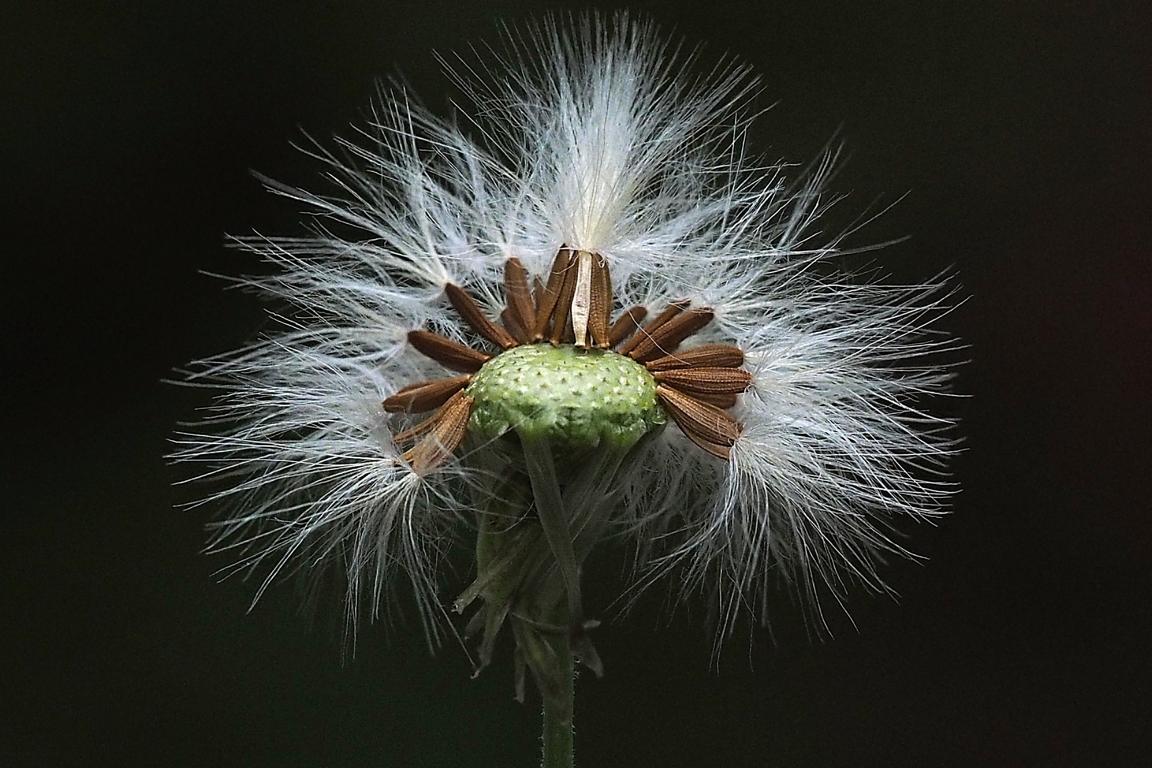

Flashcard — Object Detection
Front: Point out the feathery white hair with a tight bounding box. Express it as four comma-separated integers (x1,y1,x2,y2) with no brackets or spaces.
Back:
173,14,958,644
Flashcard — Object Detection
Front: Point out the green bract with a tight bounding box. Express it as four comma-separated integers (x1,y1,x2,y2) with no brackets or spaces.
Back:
466,344,664,449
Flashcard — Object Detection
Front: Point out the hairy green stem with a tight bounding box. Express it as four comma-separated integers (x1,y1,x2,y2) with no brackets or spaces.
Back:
519,431,584,627
462,430,655,766
541,630,575,768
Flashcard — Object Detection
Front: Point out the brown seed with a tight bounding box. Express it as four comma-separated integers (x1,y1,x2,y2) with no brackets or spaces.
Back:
532,275,546,311
402,393,474,474
500,307,530,344
688,391,739,409
532,248,574,341
587,254,613,348
657,385,741,457
608,306,648,347
547,250,581,345
677,423,734,459
617,300,689,355
407,330,490,372
382,374,471,413
558,316,576,344
392,416,433,444
503,258,536,335
391,390,468,442
629,308,715,362
653,367,752,395
445,283,517,350
645,344,745,371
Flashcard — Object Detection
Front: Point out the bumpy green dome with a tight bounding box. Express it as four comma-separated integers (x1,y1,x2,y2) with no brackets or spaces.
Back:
466,344,664,449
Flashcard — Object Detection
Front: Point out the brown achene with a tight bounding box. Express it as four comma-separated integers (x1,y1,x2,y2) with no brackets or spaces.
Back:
382,247,753,472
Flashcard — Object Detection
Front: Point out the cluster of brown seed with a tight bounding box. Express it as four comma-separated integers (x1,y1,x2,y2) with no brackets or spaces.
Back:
383,247,752,473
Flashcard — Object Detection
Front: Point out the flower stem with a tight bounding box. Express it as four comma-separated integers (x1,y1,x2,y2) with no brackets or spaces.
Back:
519,431,584,627
541,629,575,768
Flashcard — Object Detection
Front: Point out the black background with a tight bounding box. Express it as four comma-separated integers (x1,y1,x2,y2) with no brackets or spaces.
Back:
6,1,1151,766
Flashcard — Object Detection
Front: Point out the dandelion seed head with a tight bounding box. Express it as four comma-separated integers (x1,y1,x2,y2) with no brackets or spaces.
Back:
173,13,959,649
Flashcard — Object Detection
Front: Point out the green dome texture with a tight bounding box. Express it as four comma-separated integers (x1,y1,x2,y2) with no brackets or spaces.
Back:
467,344,665,449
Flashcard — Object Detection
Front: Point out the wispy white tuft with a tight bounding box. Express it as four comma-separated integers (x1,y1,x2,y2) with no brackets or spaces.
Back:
173,13,959,645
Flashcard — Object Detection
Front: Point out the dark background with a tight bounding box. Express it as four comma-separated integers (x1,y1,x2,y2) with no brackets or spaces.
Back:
5,1,1151,766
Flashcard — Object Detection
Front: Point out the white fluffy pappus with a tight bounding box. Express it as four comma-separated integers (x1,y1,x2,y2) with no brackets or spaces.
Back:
172,15,960,647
